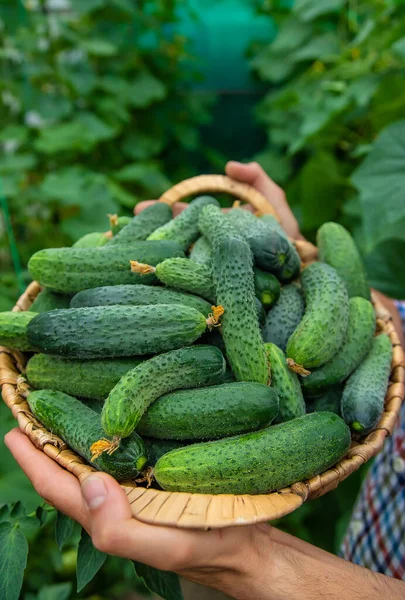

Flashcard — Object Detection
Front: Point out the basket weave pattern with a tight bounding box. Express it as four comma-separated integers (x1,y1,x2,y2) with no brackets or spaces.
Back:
1,176,404,530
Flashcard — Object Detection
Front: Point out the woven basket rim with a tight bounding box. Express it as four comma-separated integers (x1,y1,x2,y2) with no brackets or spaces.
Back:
1,177,405,529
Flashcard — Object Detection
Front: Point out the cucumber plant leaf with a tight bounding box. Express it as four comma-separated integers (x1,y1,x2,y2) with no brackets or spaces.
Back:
0,522,28,600
38,582,72,600
133,561,184,600
76,528,107,592
55,511,74,551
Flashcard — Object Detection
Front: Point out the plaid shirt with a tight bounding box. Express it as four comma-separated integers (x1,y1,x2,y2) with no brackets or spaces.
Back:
341,301,405,579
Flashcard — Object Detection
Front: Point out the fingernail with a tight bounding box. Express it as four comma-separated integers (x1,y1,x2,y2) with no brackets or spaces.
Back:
81,475,107,509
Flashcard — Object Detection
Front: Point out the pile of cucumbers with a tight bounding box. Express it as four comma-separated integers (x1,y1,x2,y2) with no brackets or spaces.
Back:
0,197,393,496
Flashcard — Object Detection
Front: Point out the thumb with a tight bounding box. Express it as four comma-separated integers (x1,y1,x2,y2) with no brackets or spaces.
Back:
81,472,132,521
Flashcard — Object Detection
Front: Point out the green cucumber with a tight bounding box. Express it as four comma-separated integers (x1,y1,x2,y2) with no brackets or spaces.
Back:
155,258,215,302
255,297,266,326
101,345,226,439
108,203,172,245
287,263,350,368
155,411,351,494
259,214,301,281
262,284,305,352
109,214,132,235
0,311,37,351
144,438,187,467
137,382,279,440
305,386,342,417
30,289,72,313
26,354,143,400
198,204,241,254
72,232,110,248
303,297,376,392
265,343,305,421
214,236,269,384
227,208,296,280
254,267,280,309
148,196,219,251
27,390,146,481
28,241,184,294
317,222,370,300
70,284,212,317
189,236,213,267
341,334,392,434
26,304,208,359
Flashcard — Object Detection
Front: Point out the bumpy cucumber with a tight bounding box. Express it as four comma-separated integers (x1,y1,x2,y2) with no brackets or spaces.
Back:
198,204,241,253
30,289,71,313
214,236,268,384
137,382,279,440
265,343,305,421
148,196,219,251
144,438,187,467
341,334,392,434
109,214,132,235
70,284,212,316
27,304,207,359
72,232,110,248
262,284,305,352
109,203,172,245
317,222,370,300
28,241,184,293
254,267,280,309
155,258,215,302
227,209,295,280
0,311,37,351
26,354,143,400
155,412,351,494
101,345,226,439
287,263,350,368
260,214,301,281
305,386,342,417
27,390,146,481
303,297,376,392
189,236,213,267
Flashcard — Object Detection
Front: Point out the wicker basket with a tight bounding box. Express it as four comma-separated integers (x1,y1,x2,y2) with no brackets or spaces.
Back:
1,175,404,531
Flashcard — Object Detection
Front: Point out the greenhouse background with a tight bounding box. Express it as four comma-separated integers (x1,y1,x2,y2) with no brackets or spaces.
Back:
1,0,405,598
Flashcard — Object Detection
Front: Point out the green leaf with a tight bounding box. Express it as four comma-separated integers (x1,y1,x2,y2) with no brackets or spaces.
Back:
130,71,167,108
133,562,184,600
122,130,166,161
76,528,107,593
0,505,10,524
291,33,340,62
293,0,345,21
364,239,405,299
10,502,26,520
0,125,28,145
82,39,118,56
115,162,171,196
352,120,405,251
69,0,105,13
38,583,72,600
0,522,28,600
392,36,405,59
106,179,140,209
55,511,74,551
0,154,37,173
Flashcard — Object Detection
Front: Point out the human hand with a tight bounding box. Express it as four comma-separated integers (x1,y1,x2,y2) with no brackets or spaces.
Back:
135,161,302,240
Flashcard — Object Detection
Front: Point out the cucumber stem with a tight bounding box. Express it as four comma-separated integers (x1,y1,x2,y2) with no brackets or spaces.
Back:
90,436,121,460
286,358,311,377
129,261,156,275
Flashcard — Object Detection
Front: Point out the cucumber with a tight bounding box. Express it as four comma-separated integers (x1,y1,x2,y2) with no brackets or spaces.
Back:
265,343,305,421
255,297,266,326
189,236,213,267
26,304,208,359
227,208,296,280
260,214,302,281
26,354,143,400
287,263,350,368
154,411,351,494
0,311,37,351
72,232,110,248
302,297,376,392
137,382,279,440
109,214,132,235
30,289,72,313
317,222,370,300
70,284,212,317
305,386,342,417
198,204,241,254
254,267,280,309
155,258,215,302
262,284,304,352
101,345,226,440
341,334,392,434
108,203,172,245
28,241,184,294
148,196,219,251
27,390,147,481
214,236,269,384
144,438,187,467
